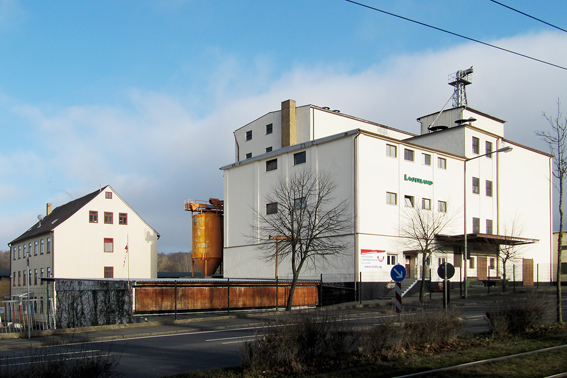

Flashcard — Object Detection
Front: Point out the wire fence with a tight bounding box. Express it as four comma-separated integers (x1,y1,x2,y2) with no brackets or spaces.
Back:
1,286,55,334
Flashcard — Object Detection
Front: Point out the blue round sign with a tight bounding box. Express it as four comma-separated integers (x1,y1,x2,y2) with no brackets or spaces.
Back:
390,265,407,282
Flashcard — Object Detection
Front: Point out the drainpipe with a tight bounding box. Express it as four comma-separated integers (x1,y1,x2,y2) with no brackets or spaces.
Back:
354,131,361,292
233,132,240,162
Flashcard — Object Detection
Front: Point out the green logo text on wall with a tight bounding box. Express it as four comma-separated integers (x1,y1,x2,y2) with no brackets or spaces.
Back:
404,174,433,185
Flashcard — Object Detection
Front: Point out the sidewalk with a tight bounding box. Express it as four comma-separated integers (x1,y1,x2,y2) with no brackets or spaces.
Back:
0,284,555,351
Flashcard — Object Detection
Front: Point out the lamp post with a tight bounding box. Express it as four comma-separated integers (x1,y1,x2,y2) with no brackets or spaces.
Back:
463,146,512,298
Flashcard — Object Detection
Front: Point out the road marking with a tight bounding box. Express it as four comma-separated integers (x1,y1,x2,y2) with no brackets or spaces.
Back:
206,335,257,342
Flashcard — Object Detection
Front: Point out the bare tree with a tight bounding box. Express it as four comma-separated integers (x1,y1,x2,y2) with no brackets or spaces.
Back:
0,250,9,270
497,218,525,292
536,100,566,324
400,205,455,302
253,169,352,311
157,253,172,272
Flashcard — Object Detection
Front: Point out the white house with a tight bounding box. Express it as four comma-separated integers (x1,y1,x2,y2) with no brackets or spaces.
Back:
9,185,159,296
221,97,553,297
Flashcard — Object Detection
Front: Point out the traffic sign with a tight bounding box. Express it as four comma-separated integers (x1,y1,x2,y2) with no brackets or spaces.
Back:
390,265,407,282
438,263,455,279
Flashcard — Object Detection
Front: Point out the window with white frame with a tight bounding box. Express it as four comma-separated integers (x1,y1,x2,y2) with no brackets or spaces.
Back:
486,180,493,197
486,141,493,157
266,159,277,171
266,202,278,215
423,153,431,166
404,149,414,161
386,192,397,205
438,157,447,169
438,200,447,212
472,217,480,233
266,124,273,134
245,153,252,159
294,151,306,165
404,195,414,207
386,144,397,158
387,255,397,265
294,197,306,210
245,130,252,141
472,177,480,194
472,137,480,154
422,198,431,210
486,219,493,234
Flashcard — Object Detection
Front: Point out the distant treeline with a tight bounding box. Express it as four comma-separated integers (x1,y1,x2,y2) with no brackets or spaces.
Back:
0,250,8,270
157,251,192,272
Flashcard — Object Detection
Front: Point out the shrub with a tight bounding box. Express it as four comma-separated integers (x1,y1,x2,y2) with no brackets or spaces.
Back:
486,292,554,335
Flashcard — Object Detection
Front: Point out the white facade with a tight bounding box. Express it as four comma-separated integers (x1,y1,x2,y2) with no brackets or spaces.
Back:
222,99,553,291
9,186,159,294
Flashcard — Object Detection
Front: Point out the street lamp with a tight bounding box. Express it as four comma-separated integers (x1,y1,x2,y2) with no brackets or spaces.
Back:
463,146,512,298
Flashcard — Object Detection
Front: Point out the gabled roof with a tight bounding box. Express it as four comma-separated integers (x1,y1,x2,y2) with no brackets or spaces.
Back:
9,186,107,245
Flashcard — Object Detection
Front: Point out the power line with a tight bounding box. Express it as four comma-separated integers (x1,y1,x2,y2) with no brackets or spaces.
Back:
490,0,567,33
344,0,567,71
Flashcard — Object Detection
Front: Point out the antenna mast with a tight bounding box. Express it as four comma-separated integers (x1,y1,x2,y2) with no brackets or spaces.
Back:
448,67,473,107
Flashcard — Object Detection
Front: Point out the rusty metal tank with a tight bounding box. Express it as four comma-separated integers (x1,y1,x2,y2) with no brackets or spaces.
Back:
192,212,223,276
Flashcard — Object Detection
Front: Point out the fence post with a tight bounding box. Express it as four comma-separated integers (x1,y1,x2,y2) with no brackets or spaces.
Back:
319,274,323,308
513,265,516,293
537,264,539,289
488,274,490,294
227,278,230,315
276,277,279,311
46,284,51,330
429,268,432,300
359,272,362,304
174,280,178,321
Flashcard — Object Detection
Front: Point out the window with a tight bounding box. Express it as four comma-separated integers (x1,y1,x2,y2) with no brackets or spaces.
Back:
89,211,98,223
486,219,493,235
47,237,51,253
20,271,23,286
266,159,277,171
472,177,480,194
404,195,414,207
40,268,44,285
34,241,38,255
266,147,272,153
34,269,38,285
104,238,114,253
387,255,397,265
47,267,51,278
246,130,252,141
489,258,495,270
28,269,31,285
266,202,278,215
423,153,431,166
439,257,446,265
23,244,26,258
486,141,493,157
104,212,113,224
386,144,397,158
438,201,447,212
472,137,479,154
104,267,114,278
12,247,16,260
386,192,397,205
422,198,431,210
294,197,306,210
472,217,480,233
486,180,493,197
13,272,15,286
561,262,567,275
404,149,414,161
105,191,112,199
266,124,273,134
28,243,31,256
294,151,306,165
40,239,44,254
18,246,21,259
469,257,475,269
245,153,252,159
119,213,128,225
453,246,462,268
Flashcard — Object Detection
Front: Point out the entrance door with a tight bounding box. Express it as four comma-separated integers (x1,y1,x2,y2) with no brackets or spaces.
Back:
523,258,534,286
477,256,487,281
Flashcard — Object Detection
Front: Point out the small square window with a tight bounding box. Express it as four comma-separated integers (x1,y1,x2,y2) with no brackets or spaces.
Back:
104,212,113,224
266,147,272,153
438,201,447,212
422,198,431,210
438,158,447,169
423,154,431,166
104,238,114,252
294,151,306,165
472,217,480,234
404,195,414,207
294,197,306,210
266,159,277,171
246,130,252,141
386,144,397,158
104,266,114,278
486,141,493,157
105,192,112,199
89,211,98,223
387,255,397,265
404,149,414,161
266,202,278,215
486,219,493,235
119,213,128,225
386,192,397,205
266,124,273,134
472,177,480,194
486,180,493,197
472,137,480,154
245,153,252,159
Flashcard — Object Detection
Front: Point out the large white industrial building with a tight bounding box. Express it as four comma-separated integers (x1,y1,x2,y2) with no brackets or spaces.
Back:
221,81,554,297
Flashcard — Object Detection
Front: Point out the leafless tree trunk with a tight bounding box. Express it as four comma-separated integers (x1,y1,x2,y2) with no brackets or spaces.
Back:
536,100,566,324
497,217,526,292
400,206,456,302
252,169,352,311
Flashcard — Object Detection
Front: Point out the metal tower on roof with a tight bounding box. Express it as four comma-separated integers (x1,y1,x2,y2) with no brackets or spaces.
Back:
448,67,473,108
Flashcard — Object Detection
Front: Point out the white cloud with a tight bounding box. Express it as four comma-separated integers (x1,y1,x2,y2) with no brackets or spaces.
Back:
1,30,566,252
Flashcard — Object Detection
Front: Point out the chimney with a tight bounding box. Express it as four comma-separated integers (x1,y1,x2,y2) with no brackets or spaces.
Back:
46,203,52,216
281,99,296,148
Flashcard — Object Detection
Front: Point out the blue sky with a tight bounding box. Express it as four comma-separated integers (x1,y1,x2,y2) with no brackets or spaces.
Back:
1,0,566,252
